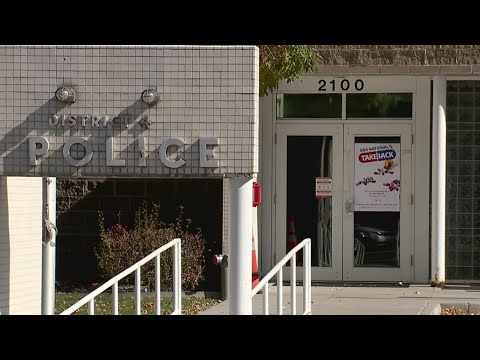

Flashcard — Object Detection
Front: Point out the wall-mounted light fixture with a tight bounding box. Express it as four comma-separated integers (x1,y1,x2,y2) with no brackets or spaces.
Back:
55,86,76,104
141,89,160,106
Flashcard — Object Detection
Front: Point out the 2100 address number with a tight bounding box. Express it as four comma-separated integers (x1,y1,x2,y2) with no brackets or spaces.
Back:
318,79,364,92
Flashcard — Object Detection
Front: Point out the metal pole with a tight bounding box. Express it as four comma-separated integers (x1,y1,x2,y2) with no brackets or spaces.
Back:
291,254,296,315
220,257,228,301
431,76,446,287
277,268,283,315
228,177,253,315
41,177,56,315
135,268,141,315
155,254,161,315
112,282,119,315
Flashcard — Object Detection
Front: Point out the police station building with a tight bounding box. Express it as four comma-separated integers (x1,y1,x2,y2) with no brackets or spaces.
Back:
0,45,478,314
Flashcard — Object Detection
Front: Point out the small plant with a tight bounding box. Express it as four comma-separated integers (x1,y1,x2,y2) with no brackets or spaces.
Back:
96,202,205,291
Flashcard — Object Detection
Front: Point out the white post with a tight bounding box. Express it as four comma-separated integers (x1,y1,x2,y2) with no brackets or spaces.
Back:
431,76,446,287
135,268,141,315
228,177,253,315
41,177,56,315
155,254,161,315
112,282,119,315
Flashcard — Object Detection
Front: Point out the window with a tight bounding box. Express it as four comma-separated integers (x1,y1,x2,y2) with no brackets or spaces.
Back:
445,80,480,280
277,94,342,119
347,93,413,118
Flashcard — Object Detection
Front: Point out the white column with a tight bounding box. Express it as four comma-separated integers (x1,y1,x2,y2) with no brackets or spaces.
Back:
431,76,446,287
229,176,253,315
42,177,56,314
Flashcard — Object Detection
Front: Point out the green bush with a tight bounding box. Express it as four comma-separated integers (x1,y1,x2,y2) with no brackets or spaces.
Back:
96,202,205,291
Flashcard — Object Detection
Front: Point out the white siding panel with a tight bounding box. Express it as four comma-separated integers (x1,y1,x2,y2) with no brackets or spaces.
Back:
0,177,8,314
0,177,42,315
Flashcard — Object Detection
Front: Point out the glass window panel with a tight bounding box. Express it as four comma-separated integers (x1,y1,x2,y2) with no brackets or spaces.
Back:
346,93,413,118
287,136,333,267
447,93,459,106
447,80,459,92
446,267,458,279
447,107,459,122
459,93,474,107
446,251,457,266
277,94,342,119
353,136,400,268
445,80,480,280
459,81,474,92
473,254,480,266
447,122,459,130
457,267,473,279
459,122,474,130
459,108,474,123
458,146,473,160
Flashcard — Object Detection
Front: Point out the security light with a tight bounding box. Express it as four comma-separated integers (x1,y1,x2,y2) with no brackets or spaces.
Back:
55,86,76,104
141,89,160,106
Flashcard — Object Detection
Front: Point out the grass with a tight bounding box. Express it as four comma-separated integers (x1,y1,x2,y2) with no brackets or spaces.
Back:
56,293,221,315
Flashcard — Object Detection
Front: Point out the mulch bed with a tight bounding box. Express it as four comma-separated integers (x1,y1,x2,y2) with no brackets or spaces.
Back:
441,307,480,315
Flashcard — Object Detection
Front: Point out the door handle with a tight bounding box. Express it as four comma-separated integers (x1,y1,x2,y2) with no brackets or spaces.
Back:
345,200,354,215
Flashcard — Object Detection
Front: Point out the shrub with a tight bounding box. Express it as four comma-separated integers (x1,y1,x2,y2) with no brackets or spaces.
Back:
96,202,205,291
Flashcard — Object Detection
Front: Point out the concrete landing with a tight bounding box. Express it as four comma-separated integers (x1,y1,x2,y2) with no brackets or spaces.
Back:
199,284,480,315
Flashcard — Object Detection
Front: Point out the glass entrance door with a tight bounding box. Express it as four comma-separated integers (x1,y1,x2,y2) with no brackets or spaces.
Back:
343,124,412,281
276,124,344,281
276,123,412,282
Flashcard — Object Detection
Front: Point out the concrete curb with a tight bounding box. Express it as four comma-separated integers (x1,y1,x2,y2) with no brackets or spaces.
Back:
418,301,441,315
418,301,480,315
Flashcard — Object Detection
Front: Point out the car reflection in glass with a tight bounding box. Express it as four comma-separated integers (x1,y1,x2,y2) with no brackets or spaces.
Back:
354,224,399,267
355,225,396,249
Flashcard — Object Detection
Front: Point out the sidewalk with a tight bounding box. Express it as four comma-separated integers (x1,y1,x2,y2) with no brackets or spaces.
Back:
199,284,480,315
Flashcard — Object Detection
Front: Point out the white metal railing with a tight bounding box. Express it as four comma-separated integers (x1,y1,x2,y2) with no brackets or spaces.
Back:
252,238,311,315
60,238,182,315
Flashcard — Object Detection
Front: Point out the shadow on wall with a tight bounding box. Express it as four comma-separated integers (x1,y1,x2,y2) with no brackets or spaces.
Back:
0,98,69,176
0,97,155,177
0,178,10,314
55,178,223,292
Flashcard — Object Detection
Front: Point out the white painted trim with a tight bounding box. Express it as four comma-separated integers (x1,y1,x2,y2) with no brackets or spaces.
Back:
445,76,480,80
275,124,343,281
262,74,434,283
275,76,418,93
260,93,275,273
414,77,432,283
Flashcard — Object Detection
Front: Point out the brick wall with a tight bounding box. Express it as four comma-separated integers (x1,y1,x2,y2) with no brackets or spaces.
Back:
56,178,223,291
312,45,480,75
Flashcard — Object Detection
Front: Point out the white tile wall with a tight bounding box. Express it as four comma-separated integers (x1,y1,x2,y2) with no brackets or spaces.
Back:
0,176,42,315
0,46,259,177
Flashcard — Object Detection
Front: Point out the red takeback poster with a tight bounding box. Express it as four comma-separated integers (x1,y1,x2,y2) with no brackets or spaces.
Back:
354,143,400,212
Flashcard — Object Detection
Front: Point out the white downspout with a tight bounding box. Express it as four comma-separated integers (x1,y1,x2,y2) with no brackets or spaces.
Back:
42,177,57,314
431,76,446,287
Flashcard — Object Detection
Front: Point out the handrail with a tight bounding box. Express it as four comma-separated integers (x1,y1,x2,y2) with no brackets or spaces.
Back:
60,238,181,315
251,238,311,315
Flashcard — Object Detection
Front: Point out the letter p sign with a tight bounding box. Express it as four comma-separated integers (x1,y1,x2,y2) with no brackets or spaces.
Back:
29,136,49,166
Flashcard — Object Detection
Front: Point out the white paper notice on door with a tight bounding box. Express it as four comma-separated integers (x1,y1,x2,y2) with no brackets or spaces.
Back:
316,177,333,198
354,143,400,212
